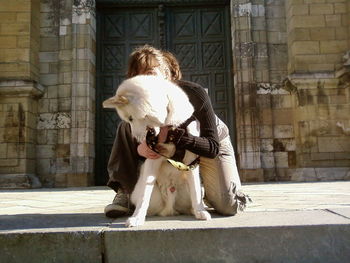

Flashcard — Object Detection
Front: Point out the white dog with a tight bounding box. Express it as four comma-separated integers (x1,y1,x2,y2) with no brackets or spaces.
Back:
103,75,211,227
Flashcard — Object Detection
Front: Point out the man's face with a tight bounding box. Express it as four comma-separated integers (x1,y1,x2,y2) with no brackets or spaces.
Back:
139,67,168,80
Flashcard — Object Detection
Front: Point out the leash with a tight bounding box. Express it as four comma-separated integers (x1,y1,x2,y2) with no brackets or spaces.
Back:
145,126,200,171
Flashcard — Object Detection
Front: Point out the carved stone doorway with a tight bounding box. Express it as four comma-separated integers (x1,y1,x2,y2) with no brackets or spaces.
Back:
95,1,234,185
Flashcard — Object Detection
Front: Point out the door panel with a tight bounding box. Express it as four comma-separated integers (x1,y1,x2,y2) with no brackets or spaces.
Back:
95,8,160,185
95,4,234,185
167,7,234,132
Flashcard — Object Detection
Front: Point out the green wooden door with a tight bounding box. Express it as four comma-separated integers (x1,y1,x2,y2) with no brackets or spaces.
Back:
96,3,234,185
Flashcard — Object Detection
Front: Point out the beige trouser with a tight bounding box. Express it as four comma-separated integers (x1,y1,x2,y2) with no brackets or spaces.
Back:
199,117,242,215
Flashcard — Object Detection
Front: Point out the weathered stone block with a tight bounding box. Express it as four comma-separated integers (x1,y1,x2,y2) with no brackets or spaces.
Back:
36,145,55,158
320,40,348,54
58,98,71,111
267,32,287,44
67,173,92,187
239,168,264,182
239,152,262,169
37,113,71,129
274,125,294,139
315,167,350,180
47,86,57,99
261,139,274,152
273,138,296,152
288,168,317,181
334,3,348,14
309,4,334,15
272,95,293,108
39,52,58,63
325,14,342,27
0,174,30,189
259,125,273,138
329,95,347,104
273,109,294,125
290,15,326,28
40,74,58,86
58,85,71,98
274,152,289,168
308,63,335,72
0,23,30,35
0,12,16,23
36,158,52,176
310,28,335,41
289,28,311,41
292,41,320,55
0,36,17,48
335,27,348,40
259,109,273,125
261,152,275,168
0,48,30,63
318,137,350,153
56,144,70,158
288,4,309,16
49,98,58,112
16,12,30,23
267,18,286,32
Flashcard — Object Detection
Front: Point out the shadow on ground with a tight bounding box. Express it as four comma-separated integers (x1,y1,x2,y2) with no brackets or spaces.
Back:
0,213,112,231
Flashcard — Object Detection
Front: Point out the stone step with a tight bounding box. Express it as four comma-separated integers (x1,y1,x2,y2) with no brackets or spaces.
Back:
1,182,349,263
1,210,350,263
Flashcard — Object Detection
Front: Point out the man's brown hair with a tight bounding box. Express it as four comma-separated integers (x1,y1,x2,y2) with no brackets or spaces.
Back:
162,50,182,81
127,45,171,79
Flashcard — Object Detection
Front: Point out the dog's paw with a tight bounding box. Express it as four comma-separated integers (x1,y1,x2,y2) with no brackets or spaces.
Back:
125,216,145,227
194,210,211,220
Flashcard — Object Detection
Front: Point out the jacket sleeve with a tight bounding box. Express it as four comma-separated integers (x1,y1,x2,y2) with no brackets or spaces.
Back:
175,81,219,158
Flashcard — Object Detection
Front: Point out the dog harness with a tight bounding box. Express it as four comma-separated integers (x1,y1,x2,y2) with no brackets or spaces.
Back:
145,116,200,171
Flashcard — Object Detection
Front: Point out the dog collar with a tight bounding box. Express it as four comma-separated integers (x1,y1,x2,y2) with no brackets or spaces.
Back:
167,157,200,171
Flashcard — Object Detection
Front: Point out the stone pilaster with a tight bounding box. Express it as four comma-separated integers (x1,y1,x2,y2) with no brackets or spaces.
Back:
0,0,40,81
0,0,42,188
0,80,43,188
286,0,349,74
36,0,96,187
285,0,350,181
231,0,263,181
68,0,96,186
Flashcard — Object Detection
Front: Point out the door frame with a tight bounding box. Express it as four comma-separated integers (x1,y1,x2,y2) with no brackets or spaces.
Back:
95,0,236,185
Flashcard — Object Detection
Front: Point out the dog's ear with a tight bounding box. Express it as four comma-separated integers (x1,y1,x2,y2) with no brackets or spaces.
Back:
103,95,129,108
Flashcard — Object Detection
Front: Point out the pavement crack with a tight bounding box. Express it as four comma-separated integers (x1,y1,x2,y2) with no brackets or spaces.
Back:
325,209,350,220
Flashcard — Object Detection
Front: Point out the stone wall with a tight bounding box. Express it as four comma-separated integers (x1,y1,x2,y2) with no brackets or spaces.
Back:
0,0,40,81
36,0,96,187
232,0,350,182
287,0,348,73
0,0,349,188
0,0,43,188
0,0,96,188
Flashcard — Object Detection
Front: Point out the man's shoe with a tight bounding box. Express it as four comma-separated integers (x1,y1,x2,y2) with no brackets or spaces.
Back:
104,189,133,218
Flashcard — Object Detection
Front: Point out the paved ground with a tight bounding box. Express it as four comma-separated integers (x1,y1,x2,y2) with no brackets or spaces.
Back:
1,181,350,215
1,181,349,263
1,181,349,228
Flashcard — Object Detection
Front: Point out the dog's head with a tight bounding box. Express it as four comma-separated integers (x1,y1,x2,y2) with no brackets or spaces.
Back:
103,75,193,142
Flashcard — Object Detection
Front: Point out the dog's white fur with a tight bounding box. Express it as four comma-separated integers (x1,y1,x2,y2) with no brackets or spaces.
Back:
103,75,211,227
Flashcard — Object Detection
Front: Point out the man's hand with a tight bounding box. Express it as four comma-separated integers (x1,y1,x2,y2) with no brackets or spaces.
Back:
137,140,160,159
158,126,169,143
138,126,170,159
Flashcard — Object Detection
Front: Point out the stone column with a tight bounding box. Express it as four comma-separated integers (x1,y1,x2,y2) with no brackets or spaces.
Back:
231,0,263,181
36,0,96,187
69,0,96,186
285,0,350,181
0,0,42,188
